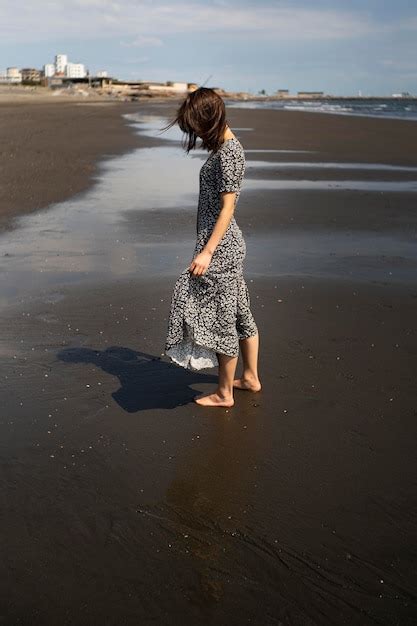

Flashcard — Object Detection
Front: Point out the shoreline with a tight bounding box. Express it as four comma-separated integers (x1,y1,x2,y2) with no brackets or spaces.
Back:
2,99,417,234
0,100,174,233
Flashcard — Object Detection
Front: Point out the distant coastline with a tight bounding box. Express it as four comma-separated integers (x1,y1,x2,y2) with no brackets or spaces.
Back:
1,83,416,104
1,84,417,122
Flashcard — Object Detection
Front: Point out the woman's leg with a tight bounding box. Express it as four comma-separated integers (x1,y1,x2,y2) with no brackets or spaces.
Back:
234,332,262,391
194,353,238,407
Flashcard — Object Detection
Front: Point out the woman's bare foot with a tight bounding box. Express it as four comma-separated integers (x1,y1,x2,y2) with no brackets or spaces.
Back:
193,390,234,407
233,376,262,392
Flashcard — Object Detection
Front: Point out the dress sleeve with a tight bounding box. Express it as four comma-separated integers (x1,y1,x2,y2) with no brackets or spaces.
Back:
219,146,244,193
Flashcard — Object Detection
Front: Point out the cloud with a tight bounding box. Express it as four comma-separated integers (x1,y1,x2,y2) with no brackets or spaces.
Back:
0,1,399,44
73,0,121,9
120,35,163,48
380,59,417,72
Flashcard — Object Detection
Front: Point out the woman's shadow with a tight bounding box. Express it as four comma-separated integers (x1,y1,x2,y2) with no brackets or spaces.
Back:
56,346,218,412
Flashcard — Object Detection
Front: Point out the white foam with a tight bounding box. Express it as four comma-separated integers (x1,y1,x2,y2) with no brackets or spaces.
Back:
245,179,417,192
245,149,318,154
245,161,417,172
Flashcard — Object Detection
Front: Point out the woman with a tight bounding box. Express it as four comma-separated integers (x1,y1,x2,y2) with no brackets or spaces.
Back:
162,87,261,407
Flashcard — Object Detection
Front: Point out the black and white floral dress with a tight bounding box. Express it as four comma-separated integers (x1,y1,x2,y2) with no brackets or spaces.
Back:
164,136,258,370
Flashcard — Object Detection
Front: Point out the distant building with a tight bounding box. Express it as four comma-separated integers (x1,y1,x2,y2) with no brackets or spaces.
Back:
147,81,189,93
392,92,411,98
166,81,188,92
44,63,55,78
6,67,22,83
276,89,290,98
96,70,108,78
0,66,25,83
55,54,68,75
21,68,41,83
65,63,87,78
297,91,324,98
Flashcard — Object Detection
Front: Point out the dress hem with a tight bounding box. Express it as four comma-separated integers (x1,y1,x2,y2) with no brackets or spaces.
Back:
165,324,259,371
165,340,219,371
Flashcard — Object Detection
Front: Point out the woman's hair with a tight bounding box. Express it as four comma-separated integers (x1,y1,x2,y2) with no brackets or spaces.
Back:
160,87,228,154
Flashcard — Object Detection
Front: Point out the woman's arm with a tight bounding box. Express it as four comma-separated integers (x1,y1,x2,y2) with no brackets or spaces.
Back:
189,143,244,277
189,192,235,276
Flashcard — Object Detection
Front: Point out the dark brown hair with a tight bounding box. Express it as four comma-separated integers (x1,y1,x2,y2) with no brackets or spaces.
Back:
160,87,228,154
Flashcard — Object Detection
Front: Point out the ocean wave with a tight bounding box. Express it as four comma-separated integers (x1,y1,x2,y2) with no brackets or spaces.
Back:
228,99,417,121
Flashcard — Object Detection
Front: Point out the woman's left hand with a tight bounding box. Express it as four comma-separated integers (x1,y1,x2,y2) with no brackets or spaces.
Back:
189,249,213,276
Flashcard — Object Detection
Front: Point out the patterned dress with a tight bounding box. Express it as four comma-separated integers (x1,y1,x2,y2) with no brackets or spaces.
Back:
164,136,258,370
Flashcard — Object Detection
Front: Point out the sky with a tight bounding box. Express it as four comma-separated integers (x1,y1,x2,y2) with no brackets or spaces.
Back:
0,0,416,96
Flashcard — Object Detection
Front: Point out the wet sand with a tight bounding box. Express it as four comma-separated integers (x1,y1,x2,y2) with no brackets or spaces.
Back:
0,101,417,625
0,98,174,232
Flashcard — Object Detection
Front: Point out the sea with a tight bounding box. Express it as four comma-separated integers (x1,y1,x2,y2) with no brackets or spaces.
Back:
227,98,417,121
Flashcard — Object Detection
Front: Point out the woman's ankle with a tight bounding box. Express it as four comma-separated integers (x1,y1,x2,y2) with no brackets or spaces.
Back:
242,370,259,382
217,386,234,399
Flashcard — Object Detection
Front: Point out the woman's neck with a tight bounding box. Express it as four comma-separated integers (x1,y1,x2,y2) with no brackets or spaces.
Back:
223,124,235,141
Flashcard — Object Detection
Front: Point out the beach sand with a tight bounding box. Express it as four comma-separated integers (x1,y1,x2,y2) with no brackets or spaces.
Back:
0,98,416,625
0,97,173,232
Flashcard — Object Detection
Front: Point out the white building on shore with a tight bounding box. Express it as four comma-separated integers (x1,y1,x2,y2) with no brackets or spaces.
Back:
54,54,68,75
44,63,55,78
65,63,87,78
43,54,89,79
0,67,22,83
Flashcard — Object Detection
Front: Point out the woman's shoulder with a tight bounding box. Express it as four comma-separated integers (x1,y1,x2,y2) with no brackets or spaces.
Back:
223,136,243,149
218,137,245,158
